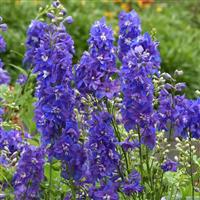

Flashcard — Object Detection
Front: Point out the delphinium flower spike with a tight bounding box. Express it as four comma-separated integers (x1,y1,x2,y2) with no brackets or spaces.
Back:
13,146,44,200
25,12,75,145
85,111,120,183
75,18,119,100
0,17,10,85
24,2,86,198
118,10,141,61
119,14,161,149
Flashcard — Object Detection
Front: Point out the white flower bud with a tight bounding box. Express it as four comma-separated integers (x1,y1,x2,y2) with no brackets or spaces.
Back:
191,146,195,150
174,156,179,161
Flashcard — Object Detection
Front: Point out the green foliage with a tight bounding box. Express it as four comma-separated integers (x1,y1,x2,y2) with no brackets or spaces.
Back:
42,160,69,199
0,68,36,133
138,1,200,98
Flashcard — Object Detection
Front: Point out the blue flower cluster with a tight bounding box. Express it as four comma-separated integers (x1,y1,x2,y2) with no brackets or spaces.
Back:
157,89,187,137
86,111,120,183
24,4,86,189
89,181,119,200
16,74,27,85
118,10,141,61
75,18,119,99
119,12,160,149
0,35,6,53
25,19,75,145
161,159,178,172
119,137,139,152
186,98,200,139
50,120,86,182
157,84,200,139
0,129,23,166
0,17,10,85
122,170,143,196
13,145,44,200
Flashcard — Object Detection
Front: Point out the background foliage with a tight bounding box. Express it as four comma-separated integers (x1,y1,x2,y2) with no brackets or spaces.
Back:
0,0,199,97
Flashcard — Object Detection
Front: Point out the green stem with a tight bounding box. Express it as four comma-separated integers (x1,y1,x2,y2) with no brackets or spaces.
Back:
65,164,76,200
168,120,173,141
169,186,174,200
174,188,178,200
137,126,143,177
159,171,164,199
137,126,144,200
105,99,130,174
48,161,53,200
70,180,76,200
1,173,13,190
189,133,195,200
168,85,175,141
146,147,154,199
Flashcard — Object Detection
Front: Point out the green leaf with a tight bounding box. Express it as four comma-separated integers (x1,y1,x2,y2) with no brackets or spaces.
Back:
9,64,28,76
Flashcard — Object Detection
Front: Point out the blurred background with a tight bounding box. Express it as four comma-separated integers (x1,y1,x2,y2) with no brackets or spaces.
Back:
0,0,199,98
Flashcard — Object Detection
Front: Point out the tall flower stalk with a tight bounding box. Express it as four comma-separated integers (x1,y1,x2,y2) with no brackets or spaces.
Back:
0,17,10,85
24,1,85,198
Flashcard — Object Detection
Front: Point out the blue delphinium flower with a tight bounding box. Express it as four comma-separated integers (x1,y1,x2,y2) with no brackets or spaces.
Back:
75,18,119,100
157,86,190,138
0,62,10,85
161,160,178,172
35,85,75,145
118,137,139,152
157,81,200,139
0,129,24,166
120,31,160,149
0,35,6,53
24,20,48,67
50,120,86,182
186,98,200,139
0,17,7,32
25,10,86,192
89,181,119,200
118,10,141,61
25,19,75,145
0,19,10,85
122,170,143,196
16,74,27,85
0,129,23,153
85,111,120,183
13,145,44,200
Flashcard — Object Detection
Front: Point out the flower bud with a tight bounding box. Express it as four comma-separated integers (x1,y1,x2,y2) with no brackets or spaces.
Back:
195,90,200,96
191,146,195,150
164,83,174,90
175,83,186,91
60,10,67,16
0,23,7,32
164,138,167,143
64,16,73,24
174,156,179,161
0,194,6,198
174,70,183,76
161,72,172,80
47,12,55,19
52,1,60,7
158,77,165,84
